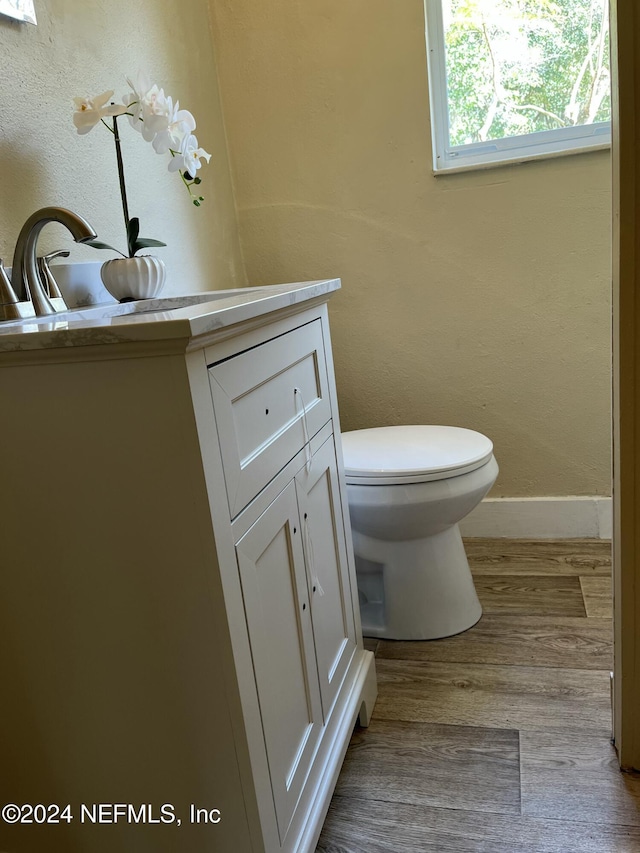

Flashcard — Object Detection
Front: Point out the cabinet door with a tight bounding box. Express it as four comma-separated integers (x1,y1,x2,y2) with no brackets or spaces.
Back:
295,437,357,720
235,481,323,844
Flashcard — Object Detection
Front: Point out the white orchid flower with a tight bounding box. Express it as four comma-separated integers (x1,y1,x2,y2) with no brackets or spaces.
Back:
139,84,170,142
72,90,126,135
168,132,211,177
74,73,211,212
123,71,152,132
152,98,196,155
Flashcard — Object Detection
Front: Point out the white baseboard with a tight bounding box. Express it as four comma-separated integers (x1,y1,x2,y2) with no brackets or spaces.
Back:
460,496,612,539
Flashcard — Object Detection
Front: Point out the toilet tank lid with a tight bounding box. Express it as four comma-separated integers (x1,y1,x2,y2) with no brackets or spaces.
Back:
341,425,494,480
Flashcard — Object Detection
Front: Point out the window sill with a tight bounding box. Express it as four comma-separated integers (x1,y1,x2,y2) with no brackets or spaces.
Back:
433,140,611,176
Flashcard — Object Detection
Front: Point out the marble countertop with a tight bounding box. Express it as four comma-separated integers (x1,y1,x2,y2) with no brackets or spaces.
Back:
0,279,340,353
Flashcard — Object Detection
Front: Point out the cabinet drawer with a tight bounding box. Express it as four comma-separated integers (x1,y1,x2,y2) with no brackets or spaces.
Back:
208,320,332,517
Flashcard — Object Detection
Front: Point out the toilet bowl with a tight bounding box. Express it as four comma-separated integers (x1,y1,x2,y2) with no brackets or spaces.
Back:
342,425,498,640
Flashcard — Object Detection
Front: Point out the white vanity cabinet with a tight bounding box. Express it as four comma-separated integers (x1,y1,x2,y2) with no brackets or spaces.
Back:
0,280,376,853
206,310,362,849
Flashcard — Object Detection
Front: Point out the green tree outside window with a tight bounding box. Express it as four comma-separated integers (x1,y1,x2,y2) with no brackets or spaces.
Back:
443,0,610,148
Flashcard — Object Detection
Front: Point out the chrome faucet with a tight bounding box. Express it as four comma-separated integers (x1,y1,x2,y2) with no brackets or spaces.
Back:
7,207,97,317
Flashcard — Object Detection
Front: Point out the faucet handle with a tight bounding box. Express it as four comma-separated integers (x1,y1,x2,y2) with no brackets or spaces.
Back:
37,249,70,309
0,259,35,321
0,259,17,304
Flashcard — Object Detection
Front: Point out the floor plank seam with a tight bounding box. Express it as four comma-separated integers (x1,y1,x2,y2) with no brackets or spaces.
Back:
330,792,522,819
376,659,612,671
517,728,523,817
375,659,613,674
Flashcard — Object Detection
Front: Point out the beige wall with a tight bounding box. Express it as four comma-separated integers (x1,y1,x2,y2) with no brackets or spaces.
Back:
210,0,612,497
0,0,245,292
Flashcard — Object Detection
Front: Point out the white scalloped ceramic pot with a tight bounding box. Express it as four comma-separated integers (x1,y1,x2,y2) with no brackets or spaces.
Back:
100,256,166,302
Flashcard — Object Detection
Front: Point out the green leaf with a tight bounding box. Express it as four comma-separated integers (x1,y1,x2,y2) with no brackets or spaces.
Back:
136,238,167,248
85,240,121,252
132,238,167,255
127,217,140,244
127,218,140,258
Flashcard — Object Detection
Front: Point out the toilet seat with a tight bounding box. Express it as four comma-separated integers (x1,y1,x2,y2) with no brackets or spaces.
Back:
342,425,494,486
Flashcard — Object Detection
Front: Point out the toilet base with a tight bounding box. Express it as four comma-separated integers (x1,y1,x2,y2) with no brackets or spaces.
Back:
353,523,482,640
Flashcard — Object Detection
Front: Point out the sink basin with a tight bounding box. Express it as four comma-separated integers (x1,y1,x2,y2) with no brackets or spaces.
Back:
0,290,246,327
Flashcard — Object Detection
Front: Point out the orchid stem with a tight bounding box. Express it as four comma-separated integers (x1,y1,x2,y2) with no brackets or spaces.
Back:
112,115,131,241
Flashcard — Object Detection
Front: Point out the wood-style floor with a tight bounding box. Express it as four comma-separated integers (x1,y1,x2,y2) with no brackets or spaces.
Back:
317,539,640,852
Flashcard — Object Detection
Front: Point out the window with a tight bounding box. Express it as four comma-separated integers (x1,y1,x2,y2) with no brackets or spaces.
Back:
425,0,611,173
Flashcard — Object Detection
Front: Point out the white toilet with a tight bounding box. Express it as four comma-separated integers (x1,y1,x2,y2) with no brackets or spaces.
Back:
341,425,498,640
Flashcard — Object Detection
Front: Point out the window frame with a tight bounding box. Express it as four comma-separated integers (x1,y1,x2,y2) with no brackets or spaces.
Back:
424,0,612,174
